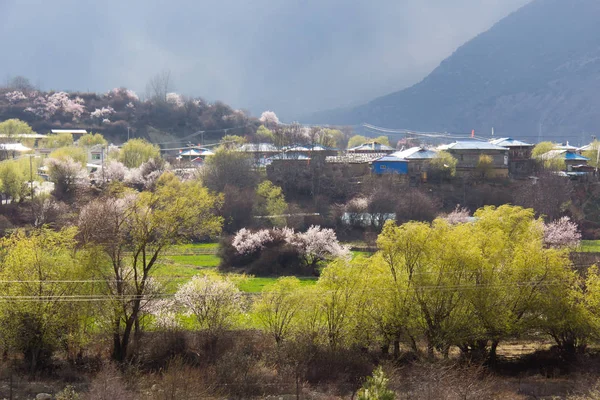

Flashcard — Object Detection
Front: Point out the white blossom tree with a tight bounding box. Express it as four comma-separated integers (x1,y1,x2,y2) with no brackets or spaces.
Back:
259,110,280,127
544,216,582,249
174,275,243,338
443,205,471,225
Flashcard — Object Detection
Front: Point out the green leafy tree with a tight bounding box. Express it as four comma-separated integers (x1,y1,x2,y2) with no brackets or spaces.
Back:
254,180,287,227
532,141,556,158
429,150,457,179
319,128,344,148
220,134,246,149
49,146,87,165
42,132,74,148
476,154,494,178
583,140,600,169
118,138,161,168
78,132,107,147
256,125,275,142
254,277,303,344
347,135,368,148
0,228,93,372
0,118,34,138
357,366,395,400
78,172,223,361
375,135,391,147
201,148,259,192
0,159,30,202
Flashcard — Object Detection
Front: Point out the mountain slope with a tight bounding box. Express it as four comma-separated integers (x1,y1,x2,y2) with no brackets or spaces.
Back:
308,0,600,141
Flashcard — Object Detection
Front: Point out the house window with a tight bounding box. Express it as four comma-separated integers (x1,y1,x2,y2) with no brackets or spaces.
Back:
91,153,101,161
381,165,386,169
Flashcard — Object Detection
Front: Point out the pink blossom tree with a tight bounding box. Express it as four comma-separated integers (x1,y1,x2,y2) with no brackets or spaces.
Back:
544,216,582,249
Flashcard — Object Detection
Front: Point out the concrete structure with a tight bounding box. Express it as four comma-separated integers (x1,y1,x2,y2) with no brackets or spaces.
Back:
438,141,509,177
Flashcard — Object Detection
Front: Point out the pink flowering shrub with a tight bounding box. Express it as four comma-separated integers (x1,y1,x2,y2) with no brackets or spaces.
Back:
544,216,582,248
226,226,349,275
24,91,85,119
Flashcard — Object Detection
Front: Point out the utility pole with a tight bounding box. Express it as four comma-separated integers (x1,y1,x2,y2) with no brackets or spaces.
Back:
127,127,130,141
29,154,34,201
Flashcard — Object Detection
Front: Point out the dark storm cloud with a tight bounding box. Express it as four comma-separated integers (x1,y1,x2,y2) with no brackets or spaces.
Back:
0,0,530,120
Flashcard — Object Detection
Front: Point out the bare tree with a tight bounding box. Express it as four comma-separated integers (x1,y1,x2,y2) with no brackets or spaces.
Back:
5,75,35,92
145,69,173,103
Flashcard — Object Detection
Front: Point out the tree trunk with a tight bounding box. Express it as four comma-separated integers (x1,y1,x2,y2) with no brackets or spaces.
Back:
488,339,499,365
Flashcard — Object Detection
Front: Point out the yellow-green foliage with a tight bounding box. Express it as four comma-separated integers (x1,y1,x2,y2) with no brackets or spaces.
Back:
584,140,600,169
0,157,41,201
78,132,107,147
118,138,161,168
0,118,34,137
42,132,74,148
256,125,275,142
347,135,369,148
0,228,94,370
49,146,87,165
429,150,457,177
532,141,556,158
254,180,287,226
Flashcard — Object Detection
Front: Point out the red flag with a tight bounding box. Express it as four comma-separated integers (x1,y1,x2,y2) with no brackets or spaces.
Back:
471,129,475,138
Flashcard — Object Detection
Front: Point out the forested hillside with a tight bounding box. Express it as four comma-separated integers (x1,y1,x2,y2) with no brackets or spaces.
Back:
309,0,600,140
0,78,258,143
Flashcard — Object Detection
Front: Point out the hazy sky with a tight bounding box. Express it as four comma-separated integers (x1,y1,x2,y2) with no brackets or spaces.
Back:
0,0,530,120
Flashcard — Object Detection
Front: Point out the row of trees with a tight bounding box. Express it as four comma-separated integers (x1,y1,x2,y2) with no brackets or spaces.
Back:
0,171,223,369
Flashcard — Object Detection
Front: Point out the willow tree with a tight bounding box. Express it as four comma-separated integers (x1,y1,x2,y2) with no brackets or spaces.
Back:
79,172,223,361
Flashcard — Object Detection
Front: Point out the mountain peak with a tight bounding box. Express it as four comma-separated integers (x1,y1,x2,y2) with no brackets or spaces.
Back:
308,0,600,142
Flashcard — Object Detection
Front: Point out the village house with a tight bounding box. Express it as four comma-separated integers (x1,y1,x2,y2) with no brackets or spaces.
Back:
489,137,534,177
539,149,590,175
438,141,509,177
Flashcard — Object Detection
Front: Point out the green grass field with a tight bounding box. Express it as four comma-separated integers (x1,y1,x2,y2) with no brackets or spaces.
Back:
578,240,600,252
165,254,220,267
154,242,372,293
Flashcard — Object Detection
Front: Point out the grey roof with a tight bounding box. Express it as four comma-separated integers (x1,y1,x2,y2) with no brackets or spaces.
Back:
237,143,279,152
438,141,508,151
51,129,87,134
348,141,395,152
489,137,533,148
390,147,437,160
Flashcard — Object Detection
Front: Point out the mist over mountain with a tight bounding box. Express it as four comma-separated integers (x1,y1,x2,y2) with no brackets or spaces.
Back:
307,0,600,143
0,0,528,121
